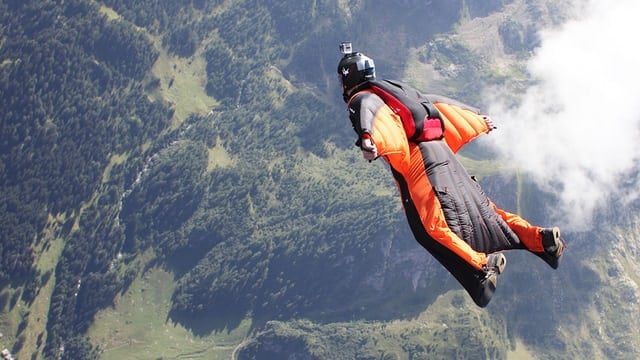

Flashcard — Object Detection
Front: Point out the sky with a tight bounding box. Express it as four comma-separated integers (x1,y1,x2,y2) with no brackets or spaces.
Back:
485,0,640,231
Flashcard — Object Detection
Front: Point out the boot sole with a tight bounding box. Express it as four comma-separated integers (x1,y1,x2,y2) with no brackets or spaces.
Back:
494,253,506,274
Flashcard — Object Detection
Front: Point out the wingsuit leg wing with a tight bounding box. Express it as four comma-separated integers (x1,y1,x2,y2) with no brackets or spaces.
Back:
391,165,497,307
391,141,530,306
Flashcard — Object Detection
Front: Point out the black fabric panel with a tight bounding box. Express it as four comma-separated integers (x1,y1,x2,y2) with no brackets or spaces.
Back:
419,141,524,253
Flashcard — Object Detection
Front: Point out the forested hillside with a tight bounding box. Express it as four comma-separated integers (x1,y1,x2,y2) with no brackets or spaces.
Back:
1,0,640,359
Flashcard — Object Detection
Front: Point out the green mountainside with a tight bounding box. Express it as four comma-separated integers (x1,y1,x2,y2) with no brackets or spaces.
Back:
1,0,639,359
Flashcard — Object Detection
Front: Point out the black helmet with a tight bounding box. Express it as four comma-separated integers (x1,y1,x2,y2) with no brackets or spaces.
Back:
337,42,375,99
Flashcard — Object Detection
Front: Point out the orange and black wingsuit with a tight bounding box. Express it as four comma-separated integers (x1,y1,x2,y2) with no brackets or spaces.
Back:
347,80,555,307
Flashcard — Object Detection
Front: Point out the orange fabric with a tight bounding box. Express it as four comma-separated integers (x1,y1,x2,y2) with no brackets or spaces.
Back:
435,102,489,154
367,105,410,174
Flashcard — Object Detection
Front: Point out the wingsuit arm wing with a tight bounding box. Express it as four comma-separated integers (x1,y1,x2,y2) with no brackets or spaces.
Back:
349,91,410,171
426,94,492,154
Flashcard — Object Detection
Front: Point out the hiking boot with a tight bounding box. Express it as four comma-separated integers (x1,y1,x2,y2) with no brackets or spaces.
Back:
538,227,565,269
486,252,507,275
484,271,498,294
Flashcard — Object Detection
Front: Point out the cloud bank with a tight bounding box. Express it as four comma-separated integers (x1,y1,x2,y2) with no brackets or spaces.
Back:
486,0,640,231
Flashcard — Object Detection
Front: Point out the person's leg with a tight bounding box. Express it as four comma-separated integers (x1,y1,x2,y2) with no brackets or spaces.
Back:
490,201,565,268
489,202,544,252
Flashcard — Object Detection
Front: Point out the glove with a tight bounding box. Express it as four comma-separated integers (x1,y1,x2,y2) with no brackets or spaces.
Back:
361,137,378,161
482,115,497,133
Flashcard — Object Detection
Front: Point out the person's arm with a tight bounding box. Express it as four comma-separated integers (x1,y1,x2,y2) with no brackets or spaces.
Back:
348,91,385,141
348,91,385,161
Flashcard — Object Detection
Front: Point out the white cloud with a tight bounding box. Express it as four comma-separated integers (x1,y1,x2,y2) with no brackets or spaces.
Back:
486,0,640,231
